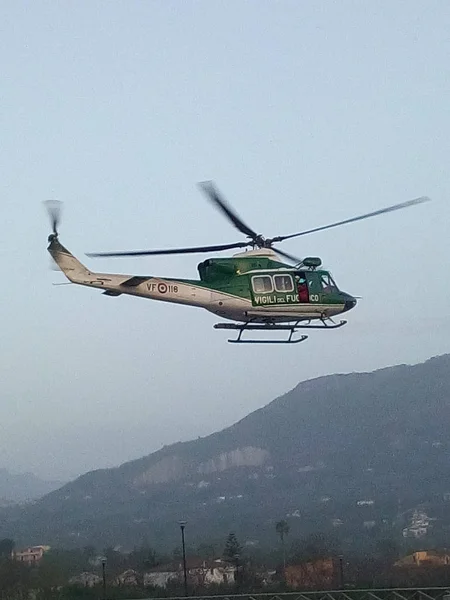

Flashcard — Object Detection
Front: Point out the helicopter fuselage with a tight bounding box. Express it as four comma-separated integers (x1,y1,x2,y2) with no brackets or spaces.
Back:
48,239,356,324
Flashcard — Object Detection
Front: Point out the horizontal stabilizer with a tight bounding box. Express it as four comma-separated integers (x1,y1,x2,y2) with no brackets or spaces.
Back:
120,276,150,287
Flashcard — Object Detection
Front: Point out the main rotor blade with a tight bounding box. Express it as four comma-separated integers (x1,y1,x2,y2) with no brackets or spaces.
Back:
86,241,251,258
272,246,303,264
198,181,259,240
270,196,431,242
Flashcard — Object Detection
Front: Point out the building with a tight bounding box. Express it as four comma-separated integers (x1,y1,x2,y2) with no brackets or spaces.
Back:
116,569,140,586
144,558,235,588
69,572,102,587
395,550,450,567
402,509,431,538
13,545,50,565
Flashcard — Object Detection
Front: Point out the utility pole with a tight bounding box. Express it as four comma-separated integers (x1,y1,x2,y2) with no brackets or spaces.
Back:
339,555,345,589
179,520,188,596
101,557,107,600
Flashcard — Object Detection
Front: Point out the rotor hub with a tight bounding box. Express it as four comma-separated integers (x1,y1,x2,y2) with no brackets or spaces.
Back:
253,234,267,248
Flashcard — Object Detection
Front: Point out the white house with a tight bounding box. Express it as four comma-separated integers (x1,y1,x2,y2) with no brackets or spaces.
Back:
69,572,102,587
144,558,235,588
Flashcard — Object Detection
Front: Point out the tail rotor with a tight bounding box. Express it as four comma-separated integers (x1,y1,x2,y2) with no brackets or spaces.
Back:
44,200,62,241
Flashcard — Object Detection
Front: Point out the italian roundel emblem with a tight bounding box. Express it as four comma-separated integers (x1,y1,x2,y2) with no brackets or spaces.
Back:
157,282,168,294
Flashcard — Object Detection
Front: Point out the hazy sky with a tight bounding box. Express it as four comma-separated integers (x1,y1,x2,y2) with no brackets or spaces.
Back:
1,1,449,480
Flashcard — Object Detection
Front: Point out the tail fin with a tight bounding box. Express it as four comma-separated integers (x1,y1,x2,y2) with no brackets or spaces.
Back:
47,236,92,283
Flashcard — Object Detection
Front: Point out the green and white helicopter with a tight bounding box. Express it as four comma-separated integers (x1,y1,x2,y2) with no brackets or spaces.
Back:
46,182,429,344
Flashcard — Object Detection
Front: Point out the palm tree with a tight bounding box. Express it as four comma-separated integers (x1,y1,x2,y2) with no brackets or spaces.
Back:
275,520,290,571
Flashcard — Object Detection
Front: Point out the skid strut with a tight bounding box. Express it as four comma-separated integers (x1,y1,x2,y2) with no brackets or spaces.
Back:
214,319,347,344
214,322,308,344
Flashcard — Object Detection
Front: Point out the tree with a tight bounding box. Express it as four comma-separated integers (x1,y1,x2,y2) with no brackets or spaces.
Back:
38,548,92,580
223,533,243,588
223,533,242,565
32,558,66,600
0,557,30,600
275,520,290,571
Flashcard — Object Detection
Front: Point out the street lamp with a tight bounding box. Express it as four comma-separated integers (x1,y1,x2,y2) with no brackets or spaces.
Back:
338,555,344,589
178,521,188,596
234,552,240,589
100,556,107,600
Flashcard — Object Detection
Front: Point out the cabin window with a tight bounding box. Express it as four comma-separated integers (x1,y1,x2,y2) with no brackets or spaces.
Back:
274,274,294,292
252,275,273,293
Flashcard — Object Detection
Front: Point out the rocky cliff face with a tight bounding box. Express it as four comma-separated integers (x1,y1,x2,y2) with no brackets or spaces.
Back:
197,446,270,475
133,447,270,486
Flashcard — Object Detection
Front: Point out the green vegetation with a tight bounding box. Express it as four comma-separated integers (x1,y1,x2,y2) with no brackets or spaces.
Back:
275,520,289,570
223,533,242,565
2,534,450,600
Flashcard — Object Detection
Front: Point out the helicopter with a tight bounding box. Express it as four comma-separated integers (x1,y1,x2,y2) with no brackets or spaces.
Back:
46,182,430,344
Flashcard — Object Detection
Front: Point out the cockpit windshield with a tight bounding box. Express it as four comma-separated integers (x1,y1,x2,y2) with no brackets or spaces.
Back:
319,272,338,292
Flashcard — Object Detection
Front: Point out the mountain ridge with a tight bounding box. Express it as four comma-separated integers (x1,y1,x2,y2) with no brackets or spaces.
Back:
0,468,64,505
53,355,441,483
3,353,450,551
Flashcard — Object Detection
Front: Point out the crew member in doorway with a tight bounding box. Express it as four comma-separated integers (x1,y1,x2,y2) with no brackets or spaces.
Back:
297,275,309,303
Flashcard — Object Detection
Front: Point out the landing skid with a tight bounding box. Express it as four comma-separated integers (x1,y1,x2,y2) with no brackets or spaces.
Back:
213,319,347,344
293,319,347,330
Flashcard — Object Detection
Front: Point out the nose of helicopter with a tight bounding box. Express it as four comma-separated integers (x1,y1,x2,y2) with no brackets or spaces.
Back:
342,295,357,313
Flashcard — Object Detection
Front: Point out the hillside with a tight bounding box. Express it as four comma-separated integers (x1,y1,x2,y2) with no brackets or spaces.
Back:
2,354,450,552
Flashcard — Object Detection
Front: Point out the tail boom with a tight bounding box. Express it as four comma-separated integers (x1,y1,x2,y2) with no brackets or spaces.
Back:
47,237,213,308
